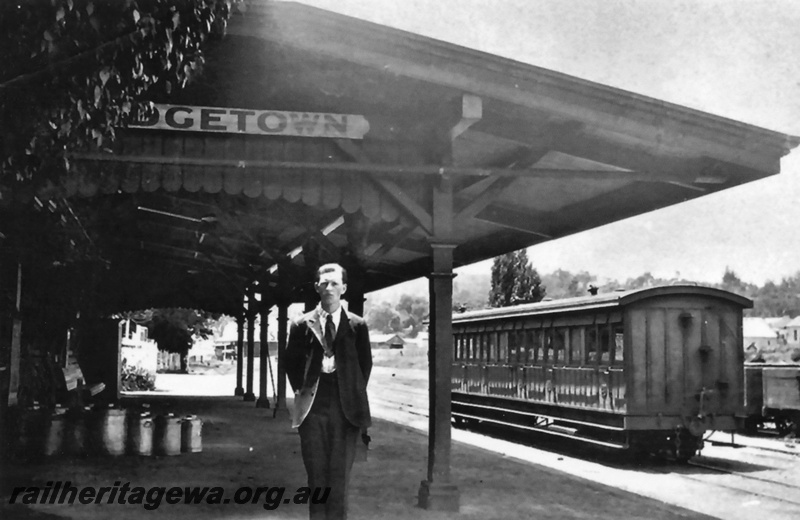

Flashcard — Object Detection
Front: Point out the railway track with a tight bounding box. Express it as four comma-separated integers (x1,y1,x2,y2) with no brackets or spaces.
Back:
369,365,800,520
682,458,800,507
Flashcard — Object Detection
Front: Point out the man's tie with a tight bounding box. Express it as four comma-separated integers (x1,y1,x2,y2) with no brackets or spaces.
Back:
324,314,336,357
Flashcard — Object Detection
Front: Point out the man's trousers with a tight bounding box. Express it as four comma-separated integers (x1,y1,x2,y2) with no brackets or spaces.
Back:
298,372,359,520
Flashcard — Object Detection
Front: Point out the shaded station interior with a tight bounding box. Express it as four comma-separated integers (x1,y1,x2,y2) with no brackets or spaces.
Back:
0,0,797,510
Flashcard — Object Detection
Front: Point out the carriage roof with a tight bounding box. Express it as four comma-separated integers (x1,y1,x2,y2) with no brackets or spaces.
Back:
452,285,752,324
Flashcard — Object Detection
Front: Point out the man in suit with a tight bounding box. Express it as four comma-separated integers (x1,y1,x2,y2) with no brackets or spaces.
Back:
286,263,372,520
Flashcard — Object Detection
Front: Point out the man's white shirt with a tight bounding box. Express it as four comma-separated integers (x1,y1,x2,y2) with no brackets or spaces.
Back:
316,304,342,373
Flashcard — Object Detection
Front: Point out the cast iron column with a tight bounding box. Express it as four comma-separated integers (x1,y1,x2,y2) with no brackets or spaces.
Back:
244,289,256,401
234,311,244,396
256,302,271,409
275,300,289,415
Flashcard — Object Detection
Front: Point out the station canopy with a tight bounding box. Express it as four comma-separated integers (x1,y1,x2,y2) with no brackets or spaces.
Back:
49,1,797,315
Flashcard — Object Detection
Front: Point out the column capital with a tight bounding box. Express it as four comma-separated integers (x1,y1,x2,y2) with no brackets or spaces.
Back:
427,240,458,249
427,272,457,280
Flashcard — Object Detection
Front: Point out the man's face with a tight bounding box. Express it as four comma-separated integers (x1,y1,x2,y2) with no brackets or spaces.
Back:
315,269,347,310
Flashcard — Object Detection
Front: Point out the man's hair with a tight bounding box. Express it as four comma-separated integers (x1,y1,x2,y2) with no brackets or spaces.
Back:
316,263,348,284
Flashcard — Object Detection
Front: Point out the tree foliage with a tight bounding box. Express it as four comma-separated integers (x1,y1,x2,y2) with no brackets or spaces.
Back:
364,294,429,336
540,269,597,299
453,272,490,312
489,249,545,307
365,302,404,335
395,294,428,337
0,0,233,197
142,307,218,356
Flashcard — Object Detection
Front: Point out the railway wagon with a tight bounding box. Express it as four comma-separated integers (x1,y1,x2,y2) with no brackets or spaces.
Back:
743,363,800,436
451,285,751,460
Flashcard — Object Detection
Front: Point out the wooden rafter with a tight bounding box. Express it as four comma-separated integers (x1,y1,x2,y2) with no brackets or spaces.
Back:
454,145,551,222
333,138,435,236
368,224,420,260
474,205,552,239
369,177,433,236
73,152,666,182
454,176,516,222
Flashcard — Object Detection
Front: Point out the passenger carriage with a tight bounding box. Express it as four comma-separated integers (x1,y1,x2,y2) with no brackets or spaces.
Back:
451,285,751,460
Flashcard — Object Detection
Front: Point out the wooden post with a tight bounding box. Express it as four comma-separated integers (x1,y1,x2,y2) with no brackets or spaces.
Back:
234,310,244,397
418,175,460,511
0,257,21,461
256,301,271,409
275,300,289,416
7,262,22,408
345,264,366,317
244,289,256,401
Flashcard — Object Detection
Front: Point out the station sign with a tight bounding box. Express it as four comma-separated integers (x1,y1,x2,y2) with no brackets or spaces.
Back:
131,104,370,139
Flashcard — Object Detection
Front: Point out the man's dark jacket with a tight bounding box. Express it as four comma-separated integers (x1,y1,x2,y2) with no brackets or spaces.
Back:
285,308,372,429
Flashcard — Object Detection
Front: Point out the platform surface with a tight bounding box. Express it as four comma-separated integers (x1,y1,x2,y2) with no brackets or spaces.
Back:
0,394,716,520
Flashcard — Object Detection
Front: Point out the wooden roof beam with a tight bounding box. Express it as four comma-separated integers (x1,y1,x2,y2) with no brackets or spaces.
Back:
474,205,553,239
73,151,661,181
333,138,435,235
449,94,482,141
369,177,433,235
454,176,516,222
454,145,551,221
366,225,419,260
131,241,246,271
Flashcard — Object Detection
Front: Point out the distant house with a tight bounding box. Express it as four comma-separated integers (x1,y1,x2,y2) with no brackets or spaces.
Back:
743,317,779,353
120,318,158,374
370,333,405,349
786,316,800,347
211,321,278,359
765,316,792,342
187,337,217,364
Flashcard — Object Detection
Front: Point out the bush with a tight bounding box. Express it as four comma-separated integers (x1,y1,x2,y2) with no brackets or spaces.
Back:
121,364,156,392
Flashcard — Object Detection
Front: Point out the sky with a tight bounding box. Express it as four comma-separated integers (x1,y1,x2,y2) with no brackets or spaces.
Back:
292,0,800,288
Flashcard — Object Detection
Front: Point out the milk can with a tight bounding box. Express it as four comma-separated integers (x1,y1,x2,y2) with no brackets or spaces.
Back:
154,414,182,456
16,404,46,460
127,412,154,456
65,407,90,456
181,415,203,453
42,407,67,457
93,406,127,456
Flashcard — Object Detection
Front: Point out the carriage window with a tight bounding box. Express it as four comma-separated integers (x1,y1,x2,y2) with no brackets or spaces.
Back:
552,328,566,364
585,326,598,364
569,327,583,365
542,329,553,364
487,332,496,363
507,330,519,364
598,325,611,364
500,332,510,364
546,329,553,364
517,329,527,364
612,325,624,365
527,329,540,365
